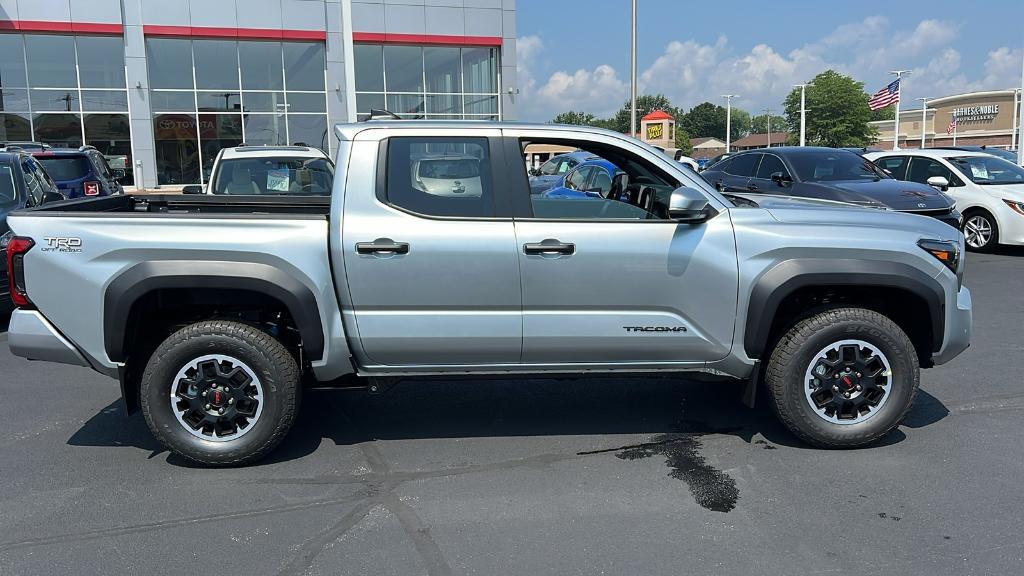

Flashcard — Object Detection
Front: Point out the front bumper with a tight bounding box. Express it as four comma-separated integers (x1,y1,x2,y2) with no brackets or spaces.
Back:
7,309,90,367
932,285,972,365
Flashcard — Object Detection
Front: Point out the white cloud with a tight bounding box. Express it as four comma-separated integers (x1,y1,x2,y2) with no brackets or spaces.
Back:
516,17,1022,122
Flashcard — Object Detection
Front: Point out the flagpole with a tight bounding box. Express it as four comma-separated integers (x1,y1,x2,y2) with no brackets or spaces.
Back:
952,113,957,146
889,70,911,150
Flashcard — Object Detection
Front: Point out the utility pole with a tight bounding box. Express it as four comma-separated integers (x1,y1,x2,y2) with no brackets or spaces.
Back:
722,94,738,153
794,84,810,146
629,0,637,139
1018,51,1024,164
763,108,773,147
889,70,911,150
916,97,930,148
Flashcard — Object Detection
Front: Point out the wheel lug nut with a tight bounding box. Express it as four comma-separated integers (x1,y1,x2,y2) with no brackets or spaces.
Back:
844,392,851,398
204,404,211,410
218,408,225,414
832,385,839,392
228,398,235,405
855,385,862,391
201,391,207,397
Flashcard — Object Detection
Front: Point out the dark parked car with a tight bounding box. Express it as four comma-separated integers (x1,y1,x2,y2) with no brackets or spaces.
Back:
539,158,621,199
931,145,1018,164
528,150,598,194
30,146,124,198
700,147,961,228
1,151,67,309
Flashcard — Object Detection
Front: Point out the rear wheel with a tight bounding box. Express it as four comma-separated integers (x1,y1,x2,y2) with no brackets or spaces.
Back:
765,307,919,448
140,320,300,466
962,210,998,252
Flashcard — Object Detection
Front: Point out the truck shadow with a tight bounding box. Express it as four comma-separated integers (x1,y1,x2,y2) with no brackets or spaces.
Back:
67,376,950,467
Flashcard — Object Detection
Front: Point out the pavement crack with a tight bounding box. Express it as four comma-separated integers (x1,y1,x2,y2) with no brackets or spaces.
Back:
383,493,454,576
275,500,376,576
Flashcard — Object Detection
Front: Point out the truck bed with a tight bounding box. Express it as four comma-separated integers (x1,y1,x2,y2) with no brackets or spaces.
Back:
15,194,331,217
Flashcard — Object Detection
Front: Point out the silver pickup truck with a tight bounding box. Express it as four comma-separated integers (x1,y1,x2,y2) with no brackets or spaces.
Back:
5,122,972,466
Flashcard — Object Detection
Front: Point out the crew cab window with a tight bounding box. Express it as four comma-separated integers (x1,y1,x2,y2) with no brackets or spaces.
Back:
386,137,493,217
725,153,758,177
755,154,787,180
522,141,682,221
873,156,909,180
907,157,962,187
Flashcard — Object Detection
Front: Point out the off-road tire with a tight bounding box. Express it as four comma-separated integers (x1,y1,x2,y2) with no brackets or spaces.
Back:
140,320,300,466
765,307,919,448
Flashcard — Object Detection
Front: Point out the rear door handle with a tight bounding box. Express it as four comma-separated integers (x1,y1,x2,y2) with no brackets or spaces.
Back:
746,180,759,191
524,240,575,255
356,239,410,255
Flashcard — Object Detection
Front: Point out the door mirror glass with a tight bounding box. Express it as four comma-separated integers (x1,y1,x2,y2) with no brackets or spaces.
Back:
668,186,711,223
926,176,949,191
181,185,204,195
770,171,791,186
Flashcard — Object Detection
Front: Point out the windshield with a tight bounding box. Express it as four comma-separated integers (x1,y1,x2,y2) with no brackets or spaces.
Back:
212,157,334,195
37,156,91,181
539,157,570,175
418,158,480,179
948,156,1024,185
789,151,888,182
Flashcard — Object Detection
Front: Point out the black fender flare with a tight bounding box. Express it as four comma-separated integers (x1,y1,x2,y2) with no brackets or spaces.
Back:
744,258,945,359
103,260,325,363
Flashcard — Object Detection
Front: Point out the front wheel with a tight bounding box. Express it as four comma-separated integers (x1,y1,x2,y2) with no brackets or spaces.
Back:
140,320,301,466
963,211,998,252
765,308,919,448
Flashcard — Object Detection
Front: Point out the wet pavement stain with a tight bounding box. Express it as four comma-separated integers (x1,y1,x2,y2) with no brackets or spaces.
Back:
579,422,742,513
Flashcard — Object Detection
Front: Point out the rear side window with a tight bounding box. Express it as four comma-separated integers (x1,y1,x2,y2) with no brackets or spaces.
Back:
213,157,334,195
386,137,493,217
755,154,787,179
37,156,91,181
726,153,759,177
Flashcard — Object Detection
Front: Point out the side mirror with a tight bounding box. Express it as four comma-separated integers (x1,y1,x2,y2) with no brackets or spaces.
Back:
528,168,541,177
112,168,126,181
770,171,791,186
41,190,66,204
668,186,711,223
926,176,949,191
182,185,204,195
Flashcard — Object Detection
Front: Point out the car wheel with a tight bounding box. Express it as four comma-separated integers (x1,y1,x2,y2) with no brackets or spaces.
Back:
765,307,919,448
140,320,300,466
962,210,998,252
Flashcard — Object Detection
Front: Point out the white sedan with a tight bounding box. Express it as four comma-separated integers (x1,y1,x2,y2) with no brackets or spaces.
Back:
866,149,1024,251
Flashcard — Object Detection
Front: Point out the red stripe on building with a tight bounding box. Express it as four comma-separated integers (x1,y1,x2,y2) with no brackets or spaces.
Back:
0,20,123,34
143,25,326,41
353,32,502,46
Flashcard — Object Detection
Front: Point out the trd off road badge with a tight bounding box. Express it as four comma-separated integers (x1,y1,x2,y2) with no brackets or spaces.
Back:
41,237,83,253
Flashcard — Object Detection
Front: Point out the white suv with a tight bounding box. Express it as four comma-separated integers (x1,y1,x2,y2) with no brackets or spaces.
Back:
866,149,1024,251
184,145,334,196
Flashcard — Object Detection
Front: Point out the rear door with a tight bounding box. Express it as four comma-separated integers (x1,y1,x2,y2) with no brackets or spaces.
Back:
749,152,789,193
720,153,760,192
340,131,522,367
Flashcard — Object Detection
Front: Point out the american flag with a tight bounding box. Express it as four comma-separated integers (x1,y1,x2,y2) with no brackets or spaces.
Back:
947,115,957,134
868,79,901,111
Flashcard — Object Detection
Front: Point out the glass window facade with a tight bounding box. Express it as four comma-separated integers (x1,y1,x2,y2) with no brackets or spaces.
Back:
146,38,328,185
354,44,499,121
0,33,132,185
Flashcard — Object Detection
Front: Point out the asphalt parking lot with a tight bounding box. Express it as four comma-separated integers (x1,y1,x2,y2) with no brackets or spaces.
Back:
1,249,1022,576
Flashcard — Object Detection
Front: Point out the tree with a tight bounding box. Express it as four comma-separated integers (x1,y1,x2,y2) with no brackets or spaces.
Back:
782,70,877,147
551,111,598,126
750,113,786,135
609,94,679,134
728,108,752,141
679,102,727,140
675,128,693,155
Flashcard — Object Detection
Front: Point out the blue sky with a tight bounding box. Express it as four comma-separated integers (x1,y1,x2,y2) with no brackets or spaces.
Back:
515,0,1024,121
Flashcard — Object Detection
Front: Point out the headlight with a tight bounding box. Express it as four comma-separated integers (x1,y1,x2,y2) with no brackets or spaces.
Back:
918,238,960,275
1003,199,1024,216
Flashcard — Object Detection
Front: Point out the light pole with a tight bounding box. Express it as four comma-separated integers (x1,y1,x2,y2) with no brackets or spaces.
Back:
763,108,773,147
1011,87,1021,152
794,83,811,146
1018,52,1024,164
889,69,911,150
722,94,738,153
916,97,930,148
629,0,637,139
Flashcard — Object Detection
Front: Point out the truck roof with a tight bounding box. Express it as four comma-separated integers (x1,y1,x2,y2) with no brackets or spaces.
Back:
333,120,632,143
219,145,328,160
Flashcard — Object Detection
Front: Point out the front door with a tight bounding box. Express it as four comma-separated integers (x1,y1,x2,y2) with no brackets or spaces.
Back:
507,134,739,365
341,133,522,367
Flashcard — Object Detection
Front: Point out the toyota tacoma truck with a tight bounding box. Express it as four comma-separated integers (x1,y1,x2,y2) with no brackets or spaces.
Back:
4,122,972,466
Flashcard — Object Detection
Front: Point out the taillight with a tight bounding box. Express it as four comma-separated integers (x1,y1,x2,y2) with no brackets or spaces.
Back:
5,236,34,307
84,181,100,196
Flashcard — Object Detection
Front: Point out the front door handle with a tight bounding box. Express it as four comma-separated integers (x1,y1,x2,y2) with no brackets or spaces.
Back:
524,240,575,255
356,238,410,255
746,181,759,191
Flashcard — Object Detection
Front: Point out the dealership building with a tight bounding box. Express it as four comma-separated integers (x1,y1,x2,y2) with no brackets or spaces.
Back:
871,89,1021,151
0,0,516,189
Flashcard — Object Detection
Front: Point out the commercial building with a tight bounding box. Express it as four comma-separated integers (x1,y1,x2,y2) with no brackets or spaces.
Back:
730,132,790,151
871,89,1021,150
0,0,516,189
690,136,725,160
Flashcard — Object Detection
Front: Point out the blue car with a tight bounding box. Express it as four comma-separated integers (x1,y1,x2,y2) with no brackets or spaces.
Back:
31,146,125,199
541,158,621,199
528,150,600,194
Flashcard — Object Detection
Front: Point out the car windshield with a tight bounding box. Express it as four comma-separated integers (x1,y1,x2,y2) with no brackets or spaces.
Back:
539,157,569,175
948,156,1024,185
212,157,334,195
37,156,91,181
418,158,480,179
789,151,888,182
